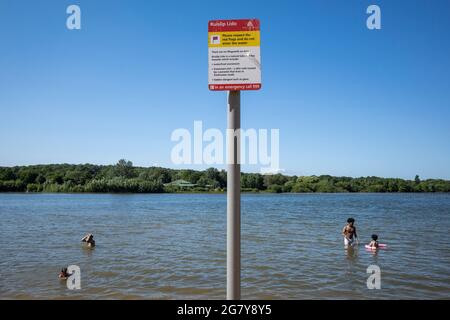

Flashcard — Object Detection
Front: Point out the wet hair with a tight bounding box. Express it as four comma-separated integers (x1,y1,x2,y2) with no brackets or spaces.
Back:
347,218,355,223
371,234,378,241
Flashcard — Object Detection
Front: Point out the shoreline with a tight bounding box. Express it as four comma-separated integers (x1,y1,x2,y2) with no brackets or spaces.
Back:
1,191,449,195
2,163,449,194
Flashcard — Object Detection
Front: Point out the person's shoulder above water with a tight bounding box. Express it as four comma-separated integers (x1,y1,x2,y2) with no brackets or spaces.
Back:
59,267,70,280
81,233,96,247
368,234,379,248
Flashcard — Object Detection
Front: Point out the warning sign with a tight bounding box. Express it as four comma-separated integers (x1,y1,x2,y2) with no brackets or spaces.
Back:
208,19,261,91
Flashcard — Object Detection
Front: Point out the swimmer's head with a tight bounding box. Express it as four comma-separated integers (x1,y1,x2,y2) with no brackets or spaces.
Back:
371,234,378,241
347,218,355,224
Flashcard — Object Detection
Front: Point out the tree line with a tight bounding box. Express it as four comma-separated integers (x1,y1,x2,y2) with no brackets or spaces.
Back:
0,160,449,193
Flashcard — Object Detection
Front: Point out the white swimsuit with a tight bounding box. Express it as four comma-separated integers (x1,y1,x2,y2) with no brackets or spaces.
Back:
344,237,354,246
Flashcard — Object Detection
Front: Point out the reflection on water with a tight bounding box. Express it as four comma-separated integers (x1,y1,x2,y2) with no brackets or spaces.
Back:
0,193,449,299
345,245,358,261
81,246,94,257
367,248,380,259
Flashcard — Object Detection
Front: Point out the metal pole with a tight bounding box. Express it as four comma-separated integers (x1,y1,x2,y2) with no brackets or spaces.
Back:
227,90,241,300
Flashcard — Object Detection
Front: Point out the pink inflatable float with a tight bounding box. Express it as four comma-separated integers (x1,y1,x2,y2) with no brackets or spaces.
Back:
365,244,387,250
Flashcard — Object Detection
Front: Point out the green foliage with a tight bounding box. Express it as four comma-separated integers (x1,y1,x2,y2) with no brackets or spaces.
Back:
114,159,135,178
415,175,421,184
0,163,449,194
263,174,289,189
267,184,283,193
241,173,264,190
85,178,163,193
26,183,43,192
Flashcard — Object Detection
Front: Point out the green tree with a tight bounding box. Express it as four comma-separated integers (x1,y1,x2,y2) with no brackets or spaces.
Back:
267,184,283,193
415,175,421,184
0,168,16,181
241,173,264,190
114,159,135,178
18,169,38,185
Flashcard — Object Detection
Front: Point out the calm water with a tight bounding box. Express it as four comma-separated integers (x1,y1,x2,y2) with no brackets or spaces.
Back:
0,193,449,300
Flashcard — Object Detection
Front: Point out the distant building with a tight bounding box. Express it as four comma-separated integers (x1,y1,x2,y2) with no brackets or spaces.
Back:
164,179,197,189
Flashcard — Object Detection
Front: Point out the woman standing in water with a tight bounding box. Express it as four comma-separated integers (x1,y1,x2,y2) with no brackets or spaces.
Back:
342,218,358,247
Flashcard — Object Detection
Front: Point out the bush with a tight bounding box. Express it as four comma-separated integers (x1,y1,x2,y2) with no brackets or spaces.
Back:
267,184,283,193
26,183,42,192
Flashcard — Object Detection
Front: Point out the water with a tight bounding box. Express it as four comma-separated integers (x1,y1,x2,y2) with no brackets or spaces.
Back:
0,193,449,300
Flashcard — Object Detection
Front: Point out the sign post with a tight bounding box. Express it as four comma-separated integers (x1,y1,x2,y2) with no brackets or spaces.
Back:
227,90,241,300
208,18,261,300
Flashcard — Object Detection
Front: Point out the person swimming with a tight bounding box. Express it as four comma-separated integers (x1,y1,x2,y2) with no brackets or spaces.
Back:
59,267,70,279
81,233,95,247
368,234,379,249
342,217,358,246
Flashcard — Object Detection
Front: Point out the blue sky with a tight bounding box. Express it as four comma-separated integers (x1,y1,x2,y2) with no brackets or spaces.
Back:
0,0,449,179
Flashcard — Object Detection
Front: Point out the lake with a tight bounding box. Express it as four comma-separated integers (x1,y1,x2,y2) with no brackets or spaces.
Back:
0,193,449,299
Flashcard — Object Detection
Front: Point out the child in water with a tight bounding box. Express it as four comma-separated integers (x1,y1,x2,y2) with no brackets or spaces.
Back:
368,234,379,249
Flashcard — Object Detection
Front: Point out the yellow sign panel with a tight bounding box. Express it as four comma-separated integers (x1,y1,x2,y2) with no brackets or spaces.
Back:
208,31,260,48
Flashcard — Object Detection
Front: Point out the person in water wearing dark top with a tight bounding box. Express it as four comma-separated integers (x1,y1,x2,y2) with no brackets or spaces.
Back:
368,234,379,249
59,267,70,279
342,217,358,246
81,233,95,247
